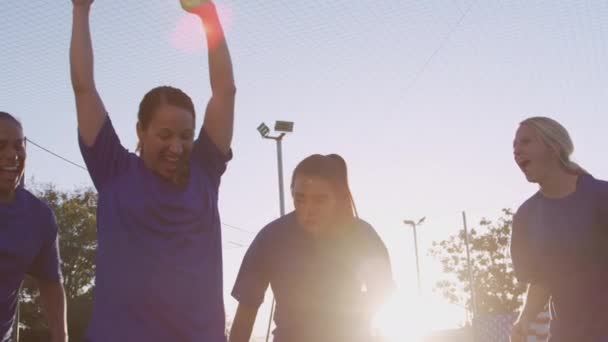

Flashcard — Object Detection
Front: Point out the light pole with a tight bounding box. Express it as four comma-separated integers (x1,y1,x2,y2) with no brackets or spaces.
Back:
462,211,477,323
403,216,426,295
257,120,294,342
12,175,25,342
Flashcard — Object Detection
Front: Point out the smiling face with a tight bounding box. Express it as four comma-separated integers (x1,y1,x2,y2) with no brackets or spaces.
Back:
513,123,560,184
137,104,195,184
0,118,25,202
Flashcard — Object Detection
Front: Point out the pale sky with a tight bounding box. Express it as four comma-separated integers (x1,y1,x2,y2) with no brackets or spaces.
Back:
2,0,607,339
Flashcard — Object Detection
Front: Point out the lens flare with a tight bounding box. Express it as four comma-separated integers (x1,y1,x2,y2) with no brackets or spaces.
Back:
170,3,233,54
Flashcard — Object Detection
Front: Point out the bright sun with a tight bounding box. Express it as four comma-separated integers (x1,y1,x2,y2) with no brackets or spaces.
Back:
372,290,466,342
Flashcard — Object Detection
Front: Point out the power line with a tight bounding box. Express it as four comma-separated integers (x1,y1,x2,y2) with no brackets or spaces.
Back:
402,0,477,94
25,137,88,171
224,240,249,250
26,137,256,236
222,222,255,235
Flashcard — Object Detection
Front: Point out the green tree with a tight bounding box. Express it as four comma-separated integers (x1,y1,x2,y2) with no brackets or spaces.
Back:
429,209,526,315
19,185,97,342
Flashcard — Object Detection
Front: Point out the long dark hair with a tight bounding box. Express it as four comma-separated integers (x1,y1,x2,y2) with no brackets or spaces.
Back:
291,154,358,220
136,86,195,154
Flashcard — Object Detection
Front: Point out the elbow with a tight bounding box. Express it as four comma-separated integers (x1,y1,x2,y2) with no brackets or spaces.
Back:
71,81,96,95
70,71,96,94
214,84,237,98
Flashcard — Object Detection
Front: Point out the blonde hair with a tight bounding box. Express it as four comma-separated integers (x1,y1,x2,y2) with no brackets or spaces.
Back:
520,116,588,175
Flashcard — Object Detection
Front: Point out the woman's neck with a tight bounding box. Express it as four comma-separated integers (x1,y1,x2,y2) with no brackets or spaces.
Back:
0,189,16,204
316,216,354,239
538,168,579,199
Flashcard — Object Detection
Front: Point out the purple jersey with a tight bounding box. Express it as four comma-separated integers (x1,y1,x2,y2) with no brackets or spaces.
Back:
511,175,608,341
232,213,394,342
79,118,231,342
0,187,62,342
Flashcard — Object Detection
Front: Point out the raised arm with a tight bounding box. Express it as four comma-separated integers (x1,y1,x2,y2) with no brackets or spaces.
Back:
70,0,107,147
184,1,236,155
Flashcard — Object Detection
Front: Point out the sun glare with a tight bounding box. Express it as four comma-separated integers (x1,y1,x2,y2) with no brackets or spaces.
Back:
170,3,233,54
373,292,429,342
373,290,466,342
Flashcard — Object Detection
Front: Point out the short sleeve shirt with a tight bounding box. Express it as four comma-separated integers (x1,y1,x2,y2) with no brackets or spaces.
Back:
0,187,62,342
232,213,394,342
79,118,231,342
511,175,608,341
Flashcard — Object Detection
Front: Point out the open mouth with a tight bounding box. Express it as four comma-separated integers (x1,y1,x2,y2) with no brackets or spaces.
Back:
159,155,190,185
0,165,21,181
517,159,531,172
0,166,19,172
161,154,183,170
164,155,180,163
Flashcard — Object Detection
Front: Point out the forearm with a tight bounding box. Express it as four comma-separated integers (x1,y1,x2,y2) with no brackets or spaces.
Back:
39,281,68,341
228,325,253,342
191,2,235,153
70,1,107,145
70,4,96,93
517,283,550,322
196,3,236,95
229,304,258,342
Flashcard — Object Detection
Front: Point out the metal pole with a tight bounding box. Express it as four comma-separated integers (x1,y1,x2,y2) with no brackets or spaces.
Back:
13,173,23,342
265,134,287,342
12,296,19,342
462,211,477,322
276,135,286,217
412,224,422,295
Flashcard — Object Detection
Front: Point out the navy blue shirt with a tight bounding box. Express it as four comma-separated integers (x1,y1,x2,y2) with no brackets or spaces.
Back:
232,213,394,342
79,118,231,342
511,175,608,342
0,187,63,342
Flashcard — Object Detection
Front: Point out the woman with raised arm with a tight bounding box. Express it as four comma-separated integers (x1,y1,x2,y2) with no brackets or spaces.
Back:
511,117,608,342
230,154,394,342
70,0,235,341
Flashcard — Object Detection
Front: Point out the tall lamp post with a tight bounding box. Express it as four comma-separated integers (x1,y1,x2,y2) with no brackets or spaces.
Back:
403,216,426,295
12,175,26,341
257,120,294,342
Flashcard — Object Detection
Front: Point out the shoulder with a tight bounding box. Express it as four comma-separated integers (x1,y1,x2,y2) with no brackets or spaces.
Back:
582,176,608,222
253,212,299,244
584,175,608,197
353,217,380,238
351,217,387,250
19,188,58,234
514,190,542,223
19,188,50,214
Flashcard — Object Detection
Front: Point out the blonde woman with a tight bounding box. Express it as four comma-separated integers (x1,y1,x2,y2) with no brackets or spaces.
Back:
510,117,608,342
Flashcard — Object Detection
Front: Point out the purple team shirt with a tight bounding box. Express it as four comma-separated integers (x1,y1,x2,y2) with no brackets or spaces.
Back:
232,212,394,342
0,187,63,342
512,174,608,341
79,118,231,342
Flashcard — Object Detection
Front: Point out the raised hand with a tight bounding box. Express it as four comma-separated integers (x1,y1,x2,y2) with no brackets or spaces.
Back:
72,0,94,7
180,0,211,13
